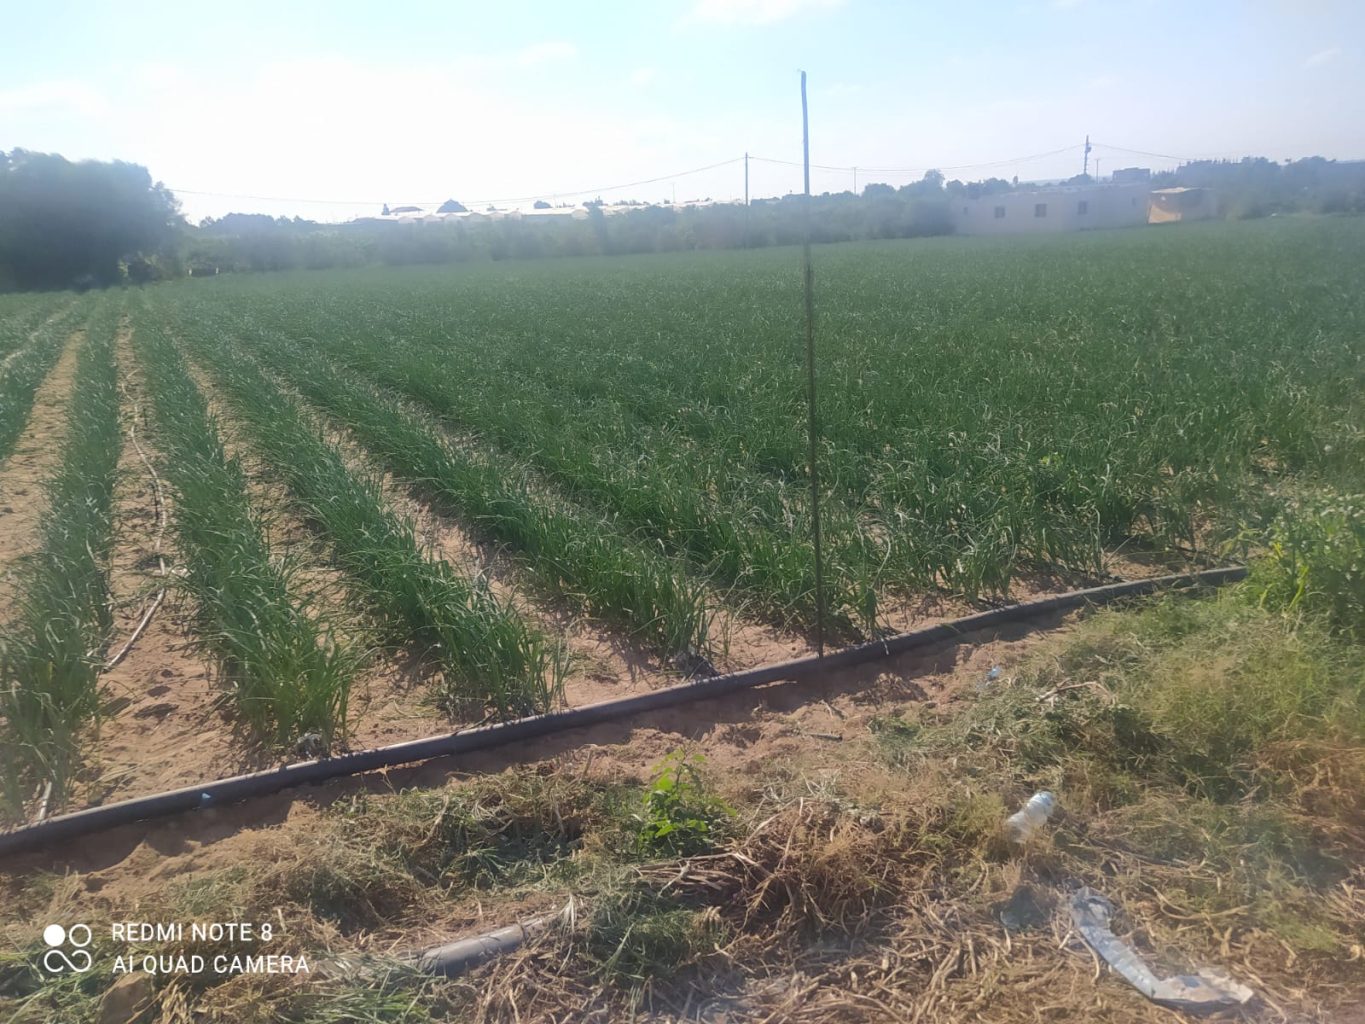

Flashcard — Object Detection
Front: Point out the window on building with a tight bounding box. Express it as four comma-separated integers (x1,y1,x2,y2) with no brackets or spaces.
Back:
1077,200,1089,215
994,205,1006,219
1035,203,1047,218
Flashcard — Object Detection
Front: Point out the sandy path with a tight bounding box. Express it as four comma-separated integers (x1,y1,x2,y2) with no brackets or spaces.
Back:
0,328,85,610
88,320,238,805
35,327,1202,812
175,360,444,749
285,379,761,714
0,609,1061,892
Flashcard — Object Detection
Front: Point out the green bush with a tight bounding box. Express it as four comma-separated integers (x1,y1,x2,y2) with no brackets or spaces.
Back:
929,592,1364,803
1253,493,1365,639
634,752,733,856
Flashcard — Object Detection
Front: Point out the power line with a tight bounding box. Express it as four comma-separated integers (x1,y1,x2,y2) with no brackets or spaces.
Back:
164,139,1299,214
169,188,381,207
460,157,743,206
751,155,861,172
861,145,1082,174
749,144,1082,177
1090,142,1278,164
168,157,744,209
1090,142,1200,163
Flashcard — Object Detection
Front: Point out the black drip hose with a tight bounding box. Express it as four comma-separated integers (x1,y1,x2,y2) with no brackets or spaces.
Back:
0,567,1246,859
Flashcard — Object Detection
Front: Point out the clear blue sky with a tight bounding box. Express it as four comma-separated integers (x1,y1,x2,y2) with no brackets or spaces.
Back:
2,0,1360,222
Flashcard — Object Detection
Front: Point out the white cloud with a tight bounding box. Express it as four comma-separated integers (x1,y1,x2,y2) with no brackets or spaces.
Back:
127,56,711,223
630,67,659,87
1050,0,1086,8
131,63,188,91
822,81,864,100
0,80,108,118
1303,47,1341,68
684,0,845,26
514,40,578,67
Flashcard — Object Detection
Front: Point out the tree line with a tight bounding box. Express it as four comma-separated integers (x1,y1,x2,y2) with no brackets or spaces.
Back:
2,148,1363,291
0,150,183,291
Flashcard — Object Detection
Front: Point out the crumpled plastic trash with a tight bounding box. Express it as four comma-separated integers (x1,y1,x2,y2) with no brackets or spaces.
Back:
1069,888,1255,1015
1005,790,1057,843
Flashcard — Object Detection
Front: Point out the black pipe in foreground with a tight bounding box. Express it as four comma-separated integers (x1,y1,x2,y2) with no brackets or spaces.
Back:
0,566,1246,859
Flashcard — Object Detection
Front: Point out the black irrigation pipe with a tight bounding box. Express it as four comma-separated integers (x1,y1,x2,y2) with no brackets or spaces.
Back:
0,566,1245,859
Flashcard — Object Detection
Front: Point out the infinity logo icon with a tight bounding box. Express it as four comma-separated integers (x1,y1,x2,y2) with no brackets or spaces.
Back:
42,924,93,974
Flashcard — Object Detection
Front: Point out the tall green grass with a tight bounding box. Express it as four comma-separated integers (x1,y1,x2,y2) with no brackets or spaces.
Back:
1252,491,1365,640
215,320,715,659
133,315,355,748
158,219,1365,629
0,298,120,811
1011,592,1364,802
182,295,870,634
162,314,565,718
0,293,71,360
306,325,861,627
0,299,82,464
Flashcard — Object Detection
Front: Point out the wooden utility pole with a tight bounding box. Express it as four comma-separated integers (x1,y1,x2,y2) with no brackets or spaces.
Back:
800,71,827,658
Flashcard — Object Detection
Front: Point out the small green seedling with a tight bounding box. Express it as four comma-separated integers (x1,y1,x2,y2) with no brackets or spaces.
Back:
634,751,733,856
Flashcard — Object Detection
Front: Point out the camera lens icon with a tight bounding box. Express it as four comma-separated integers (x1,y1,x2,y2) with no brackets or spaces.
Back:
41,923,92,974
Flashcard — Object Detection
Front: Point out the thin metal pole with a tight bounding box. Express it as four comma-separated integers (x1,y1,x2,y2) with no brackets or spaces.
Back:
744,151,750,247
800,70,827,657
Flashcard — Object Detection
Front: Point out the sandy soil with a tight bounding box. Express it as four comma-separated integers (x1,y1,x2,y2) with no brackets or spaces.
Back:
0,329,85,608
345,444,716,706
0,607,1059,898
88,322,239,805
76,350,704,805
3,331,1207,826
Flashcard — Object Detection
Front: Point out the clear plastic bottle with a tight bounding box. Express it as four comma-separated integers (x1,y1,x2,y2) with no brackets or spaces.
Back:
1005,791,1056,843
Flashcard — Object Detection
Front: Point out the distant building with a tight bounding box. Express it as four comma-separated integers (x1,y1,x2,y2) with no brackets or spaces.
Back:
955,184,1150,236
521,206,590,222
1111,167,1152,184
1148,186,1217,223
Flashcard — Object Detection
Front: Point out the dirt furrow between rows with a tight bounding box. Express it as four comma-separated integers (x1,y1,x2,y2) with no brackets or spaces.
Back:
177,358,454,751
305,394,685,709
87,320,232,804
269,366,823,707
0,328,86,610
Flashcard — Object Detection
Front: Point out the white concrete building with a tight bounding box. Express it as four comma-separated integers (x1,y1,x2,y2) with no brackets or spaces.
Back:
955,184,1150,236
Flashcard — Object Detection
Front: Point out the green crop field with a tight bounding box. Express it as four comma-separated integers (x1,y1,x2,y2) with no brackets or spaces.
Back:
157,217,1362,620
1,216,1363,812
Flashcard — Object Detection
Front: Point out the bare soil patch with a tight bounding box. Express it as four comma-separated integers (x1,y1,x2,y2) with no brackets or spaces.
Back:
86,321,233,805
1,610,1059,883
0,329,84,607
